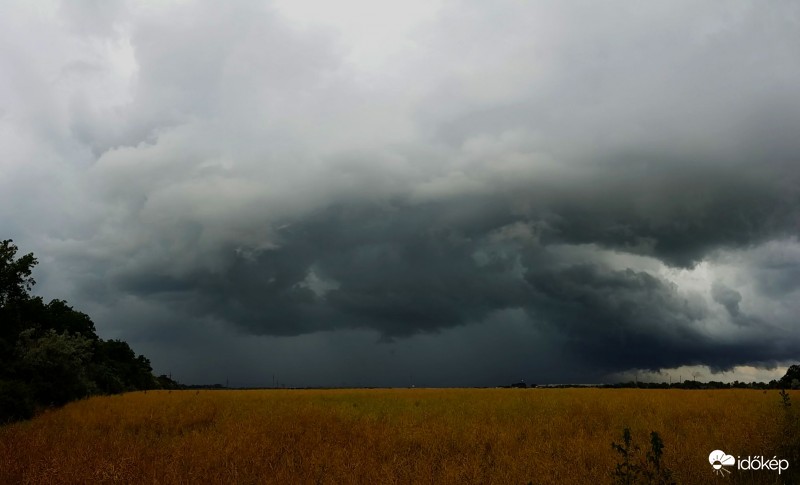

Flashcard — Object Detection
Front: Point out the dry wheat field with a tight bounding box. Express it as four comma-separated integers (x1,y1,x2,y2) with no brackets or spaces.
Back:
0,388,795,484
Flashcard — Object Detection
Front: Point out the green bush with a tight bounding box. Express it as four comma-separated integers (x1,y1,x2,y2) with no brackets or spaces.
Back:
16,329,94,406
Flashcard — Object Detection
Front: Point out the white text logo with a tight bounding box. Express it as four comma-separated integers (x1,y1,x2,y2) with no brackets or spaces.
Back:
709,450,789,476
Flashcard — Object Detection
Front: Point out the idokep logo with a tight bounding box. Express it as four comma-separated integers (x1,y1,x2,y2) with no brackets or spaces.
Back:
709,449,790,476
709,450,735,476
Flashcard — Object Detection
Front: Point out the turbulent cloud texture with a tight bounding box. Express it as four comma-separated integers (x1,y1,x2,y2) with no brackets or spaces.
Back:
1,0,799,385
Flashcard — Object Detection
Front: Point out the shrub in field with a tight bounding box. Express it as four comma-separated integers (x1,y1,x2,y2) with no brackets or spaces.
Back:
611,427,675,485
611,428,638,484
777,390,800,482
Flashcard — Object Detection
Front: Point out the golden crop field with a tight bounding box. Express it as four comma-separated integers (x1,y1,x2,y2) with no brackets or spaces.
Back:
0,388,796,484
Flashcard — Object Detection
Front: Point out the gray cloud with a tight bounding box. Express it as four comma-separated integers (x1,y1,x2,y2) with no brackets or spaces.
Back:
524,262,796,373
1,0,799,385
711,281,742,316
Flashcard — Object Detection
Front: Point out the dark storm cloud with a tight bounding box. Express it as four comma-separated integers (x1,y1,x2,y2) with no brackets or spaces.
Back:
526,162,800,267
112,198,528,336
113,177,799,336
3,0,800,384
524,262,797,373
106,195,800,375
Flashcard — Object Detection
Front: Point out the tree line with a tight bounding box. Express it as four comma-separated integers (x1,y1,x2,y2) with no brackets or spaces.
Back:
599,370,800,390
0,239,179,423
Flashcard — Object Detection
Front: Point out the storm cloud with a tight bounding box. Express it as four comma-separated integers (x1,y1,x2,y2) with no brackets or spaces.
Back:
1,0,799,385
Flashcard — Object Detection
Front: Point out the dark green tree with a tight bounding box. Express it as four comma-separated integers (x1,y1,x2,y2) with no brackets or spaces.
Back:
16,329,94,405
0,240,38,358
0,239,170,423
92,339,157,392
0,239,36,308
779,365,800,389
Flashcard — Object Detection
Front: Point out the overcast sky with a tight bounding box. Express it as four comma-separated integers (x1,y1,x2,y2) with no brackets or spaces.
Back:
2,0,799,386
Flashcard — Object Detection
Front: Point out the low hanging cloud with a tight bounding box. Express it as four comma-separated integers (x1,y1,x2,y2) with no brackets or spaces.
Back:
1,0,799,384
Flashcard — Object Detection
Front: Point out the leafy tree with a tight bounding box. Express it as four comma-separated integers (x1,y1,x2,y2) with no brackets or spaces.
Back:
0,240,38,357
0,239,36,308
779,365,800,389
0,239,172,422
156,374,182,390
38,299,97,339
92,339,157,392
16,329,94,405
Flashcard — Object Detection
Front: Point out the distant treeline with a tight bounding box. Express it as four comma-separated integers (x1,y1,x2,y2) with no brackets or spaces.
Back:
506,368,800,390
0,239,179,423
601,374,800,389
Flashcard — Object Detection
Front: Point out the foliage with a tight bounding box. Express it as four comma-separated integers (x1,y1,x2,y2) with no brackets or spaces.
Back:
0,381,34,424
776,390,800,482
0,241,37,354
19,298,98,340
780,389,791,408
611,427,638,484
0,240,36,309
156,374,182,390
612,428,675,485
643,432,674,485
779,365,800,390
0,239,165,423
16,328,94,405
92,339,158,392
